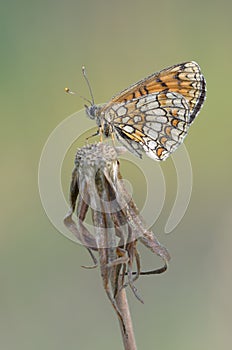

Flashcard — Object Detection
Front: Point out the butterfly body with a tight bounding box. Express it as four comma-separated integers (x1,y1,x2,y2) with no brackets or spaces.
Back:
85,61,206,161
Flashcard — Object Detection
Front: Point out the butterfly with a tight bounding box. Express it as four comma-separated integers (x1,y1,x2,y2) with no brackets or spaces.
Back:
66,61,206,161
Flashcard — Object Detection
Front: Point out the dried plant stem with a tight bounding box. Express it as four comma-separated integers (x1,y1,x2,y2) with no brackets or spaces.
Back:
64,143,170,350
115,280,137,350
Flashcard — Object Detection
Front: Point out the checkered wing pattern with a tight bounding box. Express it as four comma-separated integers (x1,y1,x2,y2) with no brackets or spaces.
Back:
104,91,190,160
101,61,206,160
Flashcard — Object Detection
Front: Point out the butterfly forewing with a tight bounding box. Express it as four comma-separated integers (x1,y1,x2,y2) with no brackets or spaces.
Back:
102,61,206,124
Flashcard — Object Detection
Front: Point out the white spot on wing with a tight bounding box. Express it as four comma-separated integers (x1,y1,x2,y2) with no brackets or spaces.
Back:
122,116,130,123
173,98,182,107
143,126,158,140
117,106,127,116
147,140,157,150
152,122,162,132
152,108,166,116
140,101,159,111
166,92,176,99
156,116,168,123
123,125,134,133
133,115,142,123
136,98,146,108
171,128,184,142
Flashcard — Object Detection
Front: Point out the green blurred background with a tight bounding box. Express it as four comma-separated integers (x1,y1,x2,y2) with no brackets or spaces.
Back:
1,0,232,349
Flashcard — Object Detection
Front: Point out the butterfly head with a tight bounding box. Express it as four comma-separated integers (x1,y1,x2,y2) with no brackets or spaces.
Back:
85,104,98,120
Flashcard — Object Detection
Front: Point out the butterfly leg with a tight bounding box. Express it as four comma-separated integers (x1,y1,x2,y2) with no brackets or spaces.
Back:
85,128,100,141
99,127,103,142
111,130,116,144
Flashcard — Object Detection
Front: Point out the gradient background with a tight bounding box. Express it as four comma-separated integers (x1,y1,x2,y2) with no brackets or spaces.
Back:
1,0,232,349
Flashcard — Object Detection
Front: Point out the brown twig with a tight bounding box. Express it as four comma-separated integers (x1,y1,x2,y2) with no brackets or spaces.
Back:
115,277,137,350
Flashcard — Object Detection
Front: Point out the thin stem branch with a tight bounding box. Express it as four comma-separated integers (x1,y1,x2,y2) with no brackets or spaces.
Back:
115,281,137,350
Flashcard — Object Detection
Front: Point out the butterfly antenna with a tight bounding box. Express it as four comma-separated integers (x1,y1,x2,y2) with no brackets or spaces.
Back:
64,87,92,105
82,66,95,105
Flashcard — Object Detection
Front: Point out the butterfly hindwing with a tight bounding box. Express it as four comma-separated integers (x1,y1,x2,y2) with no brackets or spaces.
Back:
104,91,190,161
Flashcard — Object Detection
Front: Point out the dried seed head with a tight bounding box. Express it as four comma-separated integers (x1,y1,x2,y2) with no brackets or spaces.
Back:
65,142,170,259
75,142,121,168
64,142,170,323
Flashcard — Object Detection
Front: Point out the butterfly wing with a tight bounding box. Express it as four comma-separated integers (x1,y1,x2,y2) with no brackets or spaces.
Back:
104,91,190,161
103,61,206,124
